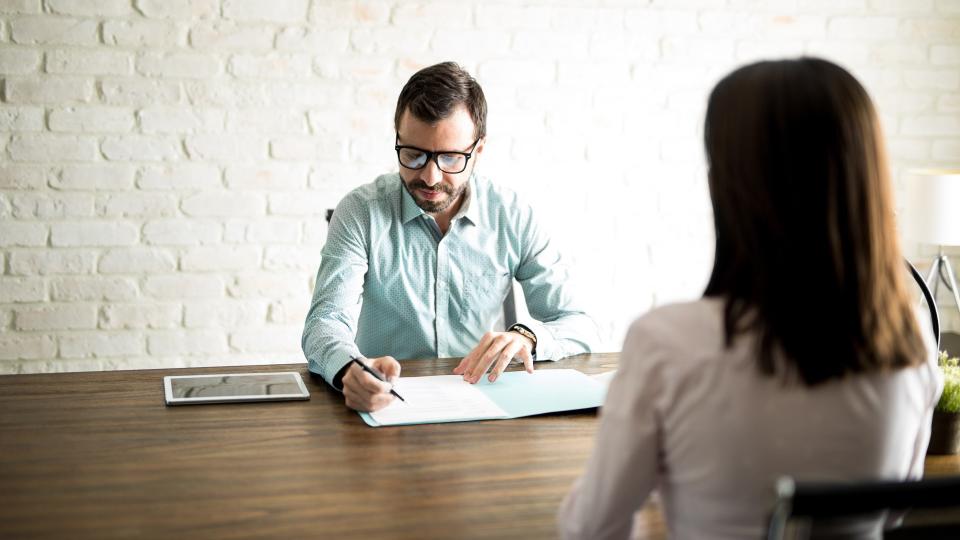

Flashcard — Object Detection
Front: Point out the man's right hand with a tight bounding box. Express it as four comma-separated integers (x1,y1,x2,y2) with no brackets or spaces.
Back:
342,356,401,412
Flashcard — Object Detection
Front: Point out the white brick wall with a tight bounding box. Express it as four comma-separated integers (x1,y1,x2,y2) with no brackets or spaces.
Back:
1,0,958,374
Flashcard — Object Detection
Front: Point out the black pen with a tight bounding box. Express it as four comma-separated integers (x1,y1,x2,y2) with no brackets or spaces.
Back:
350,356,406,402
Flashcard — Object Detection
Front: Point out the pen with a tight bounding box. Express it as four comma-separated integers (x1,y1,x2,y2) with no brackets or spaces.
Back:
350,356,406,402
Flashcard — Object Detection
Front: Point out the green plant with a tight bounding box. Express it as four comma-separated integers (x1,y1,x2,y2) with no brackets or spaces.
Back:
937,351,960,414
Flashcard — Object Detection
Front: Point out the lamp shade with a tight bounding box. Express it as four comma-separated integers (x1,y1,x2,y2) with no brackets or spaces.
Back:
904,169,960,246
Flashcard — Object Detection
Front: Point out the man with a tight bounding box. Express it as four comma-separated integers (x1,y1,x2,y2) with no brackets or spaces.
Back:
302,62,598,412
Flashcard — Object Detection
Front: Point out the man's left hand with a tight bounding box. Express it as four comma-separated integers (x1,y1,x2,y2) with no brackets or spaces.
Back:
453,331,534,384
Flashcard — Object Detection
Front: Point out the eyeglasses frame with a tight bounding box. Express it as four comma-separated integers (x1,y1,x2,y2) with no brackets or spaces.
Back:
394,135,482,174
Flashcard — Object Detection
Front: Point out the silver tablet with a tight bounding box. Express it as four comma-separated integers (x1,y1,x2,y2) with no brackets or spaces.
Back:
163,372,310,406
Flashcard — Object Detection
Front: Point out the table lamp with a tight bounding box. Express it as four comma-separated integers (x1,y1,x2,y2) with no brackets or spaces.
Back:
905,169,960,318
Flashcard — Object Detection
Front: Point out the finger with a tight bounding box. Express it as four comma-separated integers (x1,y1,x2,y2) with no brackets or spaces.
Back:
374,356,401,382
367,392,395,412
518,345,535,373
488,339,524,382
469,334,511,382
454,332,493,374
351,365,391,395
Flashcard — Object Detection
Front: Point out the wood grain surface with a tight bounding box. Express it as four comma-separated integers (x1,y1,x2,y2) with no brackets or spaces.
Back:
0,353,621,540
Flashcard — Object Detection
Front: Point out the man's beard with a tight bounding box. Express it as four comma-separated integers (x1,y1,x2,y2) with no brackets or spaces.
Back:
403,179,467,213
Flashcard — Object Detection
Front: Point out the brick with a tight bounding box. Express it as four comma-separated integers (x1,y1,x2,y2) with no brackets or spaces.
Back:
4,75,94,104
275,27,348,52
0,335,57,361
334,56,393,81
189,21,275,50
0,106,43,131
827,16,899,38
10,17,98,45
228,272,308,298
103,20,185,47
229,325,301,353
100,303,181,329
227,219,301,244
11,193,95,219
15,304,97,331
50,221,139,247
390,2,470,28
736,39,805,62
478,60,556,87
147,329,228,355
184,134,265,161
143,275,225,299
625,8,699,34
181,191,265,217
267,192,333,216
47,0,132,17
262,81,351,108
0,47,40,73
902,69,960,90
0,277,45,302
899,18,960,40
430,29,511,58
96,192,179,218
134,0,219,19
99,247,177,273
180,246,261,271
0,222,47,246
102,135,182,161
933,140,960,160
932,45,960,65
138,106,225,134
0,0,40,14
887,138,930,161
51,277,139,301
512,31,590,60
49,106,135,133
309,1,389,26
269,136,347,160
224,164,308,189
138,163,222,190
57,164,136,190
559,61,631,87
59,332,144,358
901,116,960,136
266,298,309,324
226,109,305,135
223,0,309,23
100,78,181,106
940,94,960,113
46,49,132,76
1,165,50,190
8,249,96,275
938,0,960,13
476,4,553,30
264,246,319,270
8,134,98,162
143,219,221,245
869,0,933,11
184,300,267,328
184,80,266,107
229,53,312,79
137,51,222,78
350,27,430,55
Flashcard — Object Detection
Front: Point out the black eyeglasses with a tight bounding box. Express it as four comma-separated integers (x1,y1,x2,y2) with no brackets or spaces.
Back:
395,136,481,174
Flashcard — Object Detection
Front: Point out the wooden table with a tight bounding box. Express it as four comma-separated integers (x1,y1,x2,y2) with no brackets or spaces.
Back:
3,352,957,540
0,353,620,540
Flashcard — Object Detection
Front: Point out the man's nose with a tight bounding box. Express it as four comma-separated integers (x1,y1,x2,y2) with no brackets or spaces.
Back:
420,159,442,186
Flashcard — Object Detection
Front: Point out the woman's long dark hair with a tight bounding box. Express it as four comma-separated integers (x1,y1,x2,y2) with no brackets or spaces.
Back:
703,58,925,386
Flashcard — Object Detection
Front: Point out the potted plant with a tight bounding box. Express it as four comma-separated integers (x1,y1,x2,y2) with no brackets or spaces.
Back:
928,351,960,455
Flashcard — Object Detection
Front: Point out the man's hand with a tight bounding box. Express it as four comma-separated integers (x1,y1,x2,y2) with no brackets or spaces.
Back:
342,356,401,412
453,331,534,384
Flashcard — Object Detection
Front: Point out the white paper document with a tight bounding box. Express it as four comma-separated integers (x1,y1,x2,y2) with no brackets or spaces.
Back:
367,375,510,426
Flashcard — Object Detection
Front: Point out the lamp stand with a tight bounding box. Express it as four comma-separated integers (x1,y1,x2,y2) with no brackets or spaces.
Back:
926,247,960,318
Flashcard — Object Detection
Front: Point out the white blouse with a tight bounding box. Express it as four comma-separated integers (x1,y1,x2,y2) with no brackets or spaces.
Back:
559,298,942,540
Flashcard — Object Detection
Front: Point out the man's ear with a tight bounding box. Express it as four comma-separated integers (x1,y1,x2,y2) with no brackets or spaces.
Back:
474,136,486,156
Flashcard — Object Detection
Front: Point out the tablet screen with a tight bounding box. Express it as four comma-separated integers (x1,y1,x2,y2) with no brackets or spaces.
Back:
164,372,309,405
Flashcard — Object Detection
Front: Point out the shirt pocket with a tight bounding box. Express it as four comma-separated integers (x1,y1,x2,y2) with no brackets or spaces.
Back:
463,268,512,318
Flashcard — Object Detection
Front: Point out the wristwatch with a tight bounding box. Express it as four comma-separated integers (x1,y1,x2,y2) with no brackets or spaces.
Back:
507,323,537,357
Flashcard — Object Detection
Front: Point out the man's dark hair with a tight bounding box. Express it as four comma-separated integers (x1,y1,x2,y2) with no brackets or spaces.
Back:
703,57,925,386
394,62,487,139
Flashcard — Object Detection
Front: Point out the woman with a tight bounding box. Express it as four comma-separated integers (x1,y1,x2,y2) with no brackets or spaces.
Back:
558,58,942,539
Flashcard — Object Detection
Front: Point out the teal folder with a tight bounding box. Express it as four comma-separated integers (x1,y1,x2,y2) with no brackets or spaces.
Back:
359,368,606,427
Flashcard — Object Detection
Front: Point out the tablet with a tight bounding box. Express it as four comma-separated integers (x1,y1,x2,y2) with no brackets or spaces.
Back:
163,372,310,406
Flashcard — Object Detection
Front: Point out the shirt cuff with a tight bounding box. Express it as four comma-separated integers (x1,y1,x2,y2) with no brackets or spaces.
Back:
517,319,562,361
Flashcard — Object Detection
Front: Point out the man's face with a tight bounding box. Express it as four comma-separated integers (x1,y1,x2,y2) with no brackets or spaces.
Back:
396,105,484,215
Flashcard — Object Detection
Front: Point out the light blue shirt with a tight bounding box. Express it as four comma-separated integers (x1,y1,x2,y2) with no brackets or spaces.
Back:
302,172,598,386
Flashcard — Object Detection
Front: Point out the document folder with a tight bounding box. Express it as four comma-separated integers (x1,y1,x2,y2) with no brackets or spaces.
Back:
359,368,606,427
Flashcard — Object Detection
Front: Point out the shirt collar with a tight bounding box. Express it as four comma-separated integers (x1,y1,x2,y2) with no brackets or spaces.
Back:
399,173,481,227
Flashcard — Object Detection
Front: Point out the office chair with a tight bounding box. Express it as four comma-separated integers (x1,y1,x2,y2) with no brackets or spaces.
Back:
324,208,519,329
766,475,960,540
765,261,949,539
